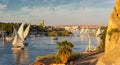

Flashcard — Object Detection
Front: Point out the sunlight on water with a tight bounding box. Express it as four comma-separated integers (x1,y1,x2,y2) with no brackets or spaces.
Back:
0,36,98,65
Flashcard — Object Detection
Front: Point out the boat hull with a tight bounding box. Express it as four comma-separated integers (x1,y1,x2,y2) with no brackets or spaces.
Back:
24,42,29,46
51,37,58,40
11,47,24,50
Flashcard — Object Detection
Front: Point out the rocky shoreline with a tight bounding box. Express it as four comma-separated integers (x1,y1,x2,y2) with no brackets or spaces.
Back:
30,51,104,65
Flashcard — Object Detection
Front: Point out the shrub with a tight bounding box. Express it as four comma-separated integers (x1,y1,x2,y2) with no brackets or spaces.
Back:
56,40,74,63
35,56,46,61
97,27,107,51
69,52,80,61
35,54,61,63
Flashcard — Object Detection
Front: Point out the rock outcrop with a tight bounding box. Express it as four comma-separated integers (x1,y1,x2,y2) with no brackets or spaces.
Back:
97,0,120,65
105,0,120,53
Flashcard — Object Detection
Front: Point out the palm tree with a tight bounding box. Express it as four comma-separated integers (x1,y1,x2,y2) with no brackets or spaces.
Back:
56,40,74,63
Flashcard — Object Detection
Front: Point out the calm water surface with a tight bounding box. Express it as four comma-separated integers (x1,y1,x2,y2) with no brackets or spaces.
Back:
0,36,98,65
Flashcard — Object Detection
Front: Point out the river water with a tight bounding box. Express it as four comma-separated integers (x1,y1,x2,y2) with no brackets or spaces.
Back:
0,36,99,65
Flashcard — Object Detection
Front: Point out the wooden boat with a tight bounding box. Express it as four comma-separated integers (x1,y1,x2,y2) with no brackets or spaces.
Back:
6,37,13,41
11,46,24,50
12,32,24,50
12,23,30,50
86,47,96,52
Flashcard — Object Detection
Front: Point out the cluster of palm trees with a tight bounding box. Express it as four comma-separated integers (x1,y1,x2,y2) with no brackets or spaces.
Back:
56,40,74,64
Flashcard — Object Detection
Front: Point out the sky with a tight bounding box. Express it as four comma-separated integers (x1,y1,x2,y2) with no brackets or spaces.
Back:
0,0,116,26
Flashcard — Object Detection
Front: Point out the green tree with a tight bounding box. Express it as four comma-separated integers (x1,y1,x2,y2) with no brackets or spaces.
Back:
97,26,107,50
56,40,74,64
48,31,59,36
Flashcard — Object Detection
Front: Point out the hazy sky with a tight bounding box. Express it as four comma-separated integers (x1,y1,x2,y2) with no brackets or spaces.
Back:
0,0,115,26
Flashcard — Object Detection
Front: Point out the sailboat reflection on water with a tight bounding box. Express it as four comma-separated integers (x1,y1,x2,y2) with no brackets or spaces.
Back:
12,48,29,65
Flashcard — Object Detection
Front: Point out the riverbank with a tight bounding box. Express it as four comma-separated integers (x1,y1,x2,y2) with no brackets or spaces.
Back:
73,51,104,65
31,51,104,65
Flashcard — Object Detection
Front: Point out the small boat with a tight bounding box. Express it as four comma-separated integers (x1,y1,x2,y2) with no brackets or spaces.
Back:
6,37,13,41
12,32,24,50
84,27,89,35
96,27,102,37
85,33,96,53
23,23,30,46
12,23,30,50
51,37,58,40
80,28,85,35
86,47,96,53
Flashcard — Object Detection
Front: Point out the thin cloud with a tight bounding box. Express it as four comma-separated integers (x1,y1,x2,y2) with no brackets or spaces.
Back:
0,0,115,25
20,6,30,11
78,0,115,8
0,0,9,4
17,4,113,25
0,3,7,10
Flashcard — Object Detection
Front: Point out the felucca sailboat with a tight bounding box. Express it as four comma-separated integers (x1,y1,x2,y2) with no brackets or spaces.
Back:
86,33,96,52
96,27,101,37
80,28,85,35
12,23,30,50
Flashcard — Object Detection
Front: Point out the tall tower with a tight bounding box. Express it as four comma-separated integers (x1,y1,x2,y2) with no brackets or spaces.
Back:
40,20,44,27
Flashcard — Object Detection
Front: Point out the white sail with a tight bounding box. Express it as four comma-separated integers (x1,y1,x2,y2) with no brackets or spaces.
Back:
12,28,18,47
12,28,24,47
18,23,24,41
18,39,24,48
84,28,89,35
88,34,91,50
12,33,18,47
96,27,101,37
24,24,30,39
12,23,30,48
80,28,84,35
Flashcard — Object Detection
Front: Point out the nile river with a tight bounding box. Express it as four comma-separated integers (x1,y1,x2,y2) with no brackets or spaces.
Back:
0,36,99,65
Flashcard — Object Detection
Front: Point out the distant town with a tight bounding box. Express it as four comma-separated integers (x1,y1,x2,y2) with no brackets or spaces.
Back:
0,20,106,38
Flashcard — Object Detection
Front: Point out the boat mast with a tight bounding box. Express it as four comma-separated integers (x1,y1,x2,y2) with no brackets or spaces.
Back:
88,33,91,52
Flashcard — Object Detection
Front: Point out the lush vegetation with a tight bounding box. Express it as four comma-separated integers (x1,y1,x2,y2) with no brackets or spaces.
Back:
35,40,82,64
0,22,32,34
56,40,74,63
46,26,73,36
35,54,60,63
47,31,72,36
0,22,72,36
108,28,120,40
97,26,107,51
97,27,120,51
35,39,105,64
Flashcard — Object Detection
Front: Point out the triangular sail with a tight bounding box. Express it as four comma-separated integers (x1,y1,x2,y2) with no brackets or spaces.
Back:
12,23,30,48
80,28,84,35
18,23,24,41
24,24,30,39
12,28,24,47
12,33,18,47
96,27,102,44
18,39,24,48
96,27,101,37
12,27,18,47
84,28,89,35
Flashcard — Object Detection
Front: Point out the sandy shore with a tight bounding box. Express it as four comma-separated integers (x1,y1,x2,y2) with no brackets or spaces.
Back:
73,52,104,65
